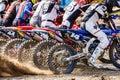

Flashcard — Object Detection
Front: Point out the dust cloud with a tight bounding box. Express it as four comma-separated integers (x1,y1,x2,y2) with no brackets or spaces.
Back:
0,53,53,77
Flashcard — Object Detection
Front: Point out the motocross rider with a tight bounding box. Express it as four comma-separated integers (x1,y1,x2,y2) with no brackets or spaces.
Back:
60,0,87,28
60,0,104,28
81,0,120,69
2,0,22,27
30,0,63,28
29,0,64,42
12,0,33,26
41,0,64,28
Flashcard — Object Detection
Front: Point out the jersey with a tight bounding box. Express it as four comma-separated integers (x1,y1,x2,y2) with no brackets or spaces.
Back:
32,0,46,18
2,1,20,26
40,1,61,27
15,1,33,21
29,0,46,27
41,1,60,21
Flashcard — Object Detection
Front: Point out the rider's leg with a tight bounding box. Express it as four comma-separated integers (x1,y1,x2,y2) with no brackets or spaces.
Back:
84,20,109,68
81,4,109,68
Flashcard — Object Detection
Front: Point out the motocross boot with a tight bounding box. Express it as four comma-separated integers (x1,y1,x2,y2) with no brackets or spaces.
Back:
88,46,104,68
88,46,120,70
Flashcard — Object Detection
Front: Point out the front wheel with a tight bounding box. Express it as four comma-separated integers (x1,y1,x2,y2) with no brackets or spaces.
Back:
109,39,120,68
33,40,56,69
48,43,76,74
18,40,38,62
2,38,23,59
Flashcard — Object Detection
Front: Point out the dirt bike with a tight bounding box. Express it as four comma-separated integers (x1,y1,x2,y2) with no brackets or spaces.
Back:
47,14,120,74
17,26,76,62
16,24,81,67
0,26,34,40
26,23,111,69
16,4,90,63
1,26,38,59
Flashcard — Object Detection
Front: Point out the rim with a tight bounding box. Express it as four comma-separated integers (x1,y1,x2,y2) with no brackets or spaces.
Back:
50,46,74,74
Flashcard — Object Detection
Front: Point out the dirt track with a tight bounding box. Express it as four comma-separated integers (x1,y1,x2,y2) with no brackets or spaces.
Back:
1,64,120,80
0,20,120,80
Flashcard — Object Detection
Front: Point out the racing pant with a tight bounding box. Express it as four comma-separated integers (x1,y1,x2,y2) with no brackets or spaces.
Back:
81,3,109,68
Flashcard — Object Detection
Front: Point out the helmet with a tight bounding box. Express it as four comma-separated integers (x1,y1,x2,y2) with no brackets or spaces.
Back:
30,0,37,4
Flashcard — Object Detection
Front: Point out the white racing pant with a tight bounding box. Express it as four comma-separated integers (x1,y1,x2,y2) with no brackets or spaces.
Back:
84,12,109,49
